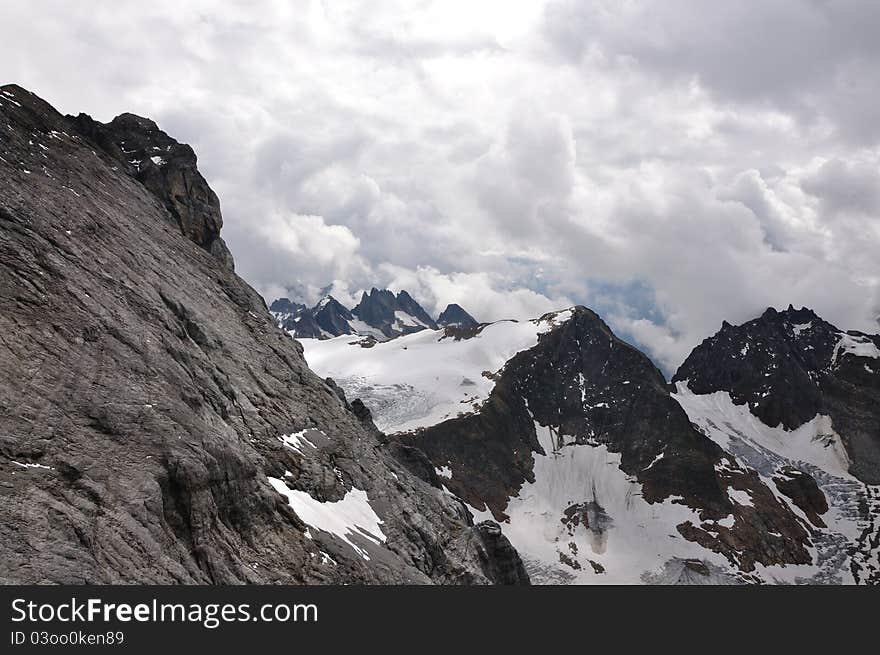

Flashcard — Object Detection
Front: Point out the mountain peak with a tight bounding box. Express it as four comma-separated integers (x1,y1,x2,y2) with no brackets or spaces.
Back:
674,306,880,483
437,303,478,328
269,297,305,315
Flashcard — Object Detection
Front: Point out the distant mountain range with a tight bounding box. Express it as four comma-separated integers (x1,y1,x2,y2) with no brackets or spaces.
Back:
270,289,478,341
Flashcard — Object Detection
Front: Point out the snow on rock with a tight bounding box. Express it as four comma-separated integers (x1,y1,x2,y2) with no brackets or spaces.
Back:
791,322,812,337
434,465,452,479
347,318,386,340
832,333,880,365
394,310,427,329
301,310,574,433
267,477,386,561
11,460,53,471
727,488,755,507
471,421,732,584
672,382,851,479
672,382,880,584
279,429,320,455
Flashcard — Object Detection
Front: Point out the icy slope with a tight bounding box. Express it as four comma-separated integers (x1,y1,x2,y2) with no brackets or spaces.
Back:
301,311,572,433
674,305,880,483
465,421,736,584
673,384,880,584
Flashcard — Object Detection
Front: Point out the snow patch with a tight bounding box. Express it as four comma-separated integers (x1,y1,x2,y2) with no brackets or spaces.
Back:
11,460,52,471
478,421,731,584
279,430,319,455
727,488,754,507
267,477,386,560
672,382,851,479
791,322,812,337
832,333,880,365
434,465,452,479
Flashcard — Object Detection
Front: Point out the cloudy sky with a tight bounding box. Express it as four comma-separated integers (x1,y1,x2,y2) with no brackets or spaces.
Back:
3,0,880,371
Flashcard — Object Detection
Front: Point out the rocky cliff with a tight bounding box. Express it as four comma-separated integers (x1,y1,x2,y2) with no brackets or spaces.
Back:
0,84,526,585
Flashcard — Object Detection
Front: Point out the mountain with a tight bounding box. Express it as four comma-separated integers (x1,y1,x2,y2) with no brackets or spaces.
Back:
302,306,880,584
352,288,438,338
273,295,357,339
272,287,475,342
671,305,880,584
0,84,526,584
438,303,479,329
269,297,306,317
673,305,880,484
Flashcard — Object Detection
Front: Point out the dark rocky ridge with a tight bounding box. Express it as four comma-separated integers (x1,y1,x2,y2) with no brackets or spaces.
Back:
438,303,478,328
393,308,819,573
269,297,305,316
395,290,438,328
674,305,880,483
0,84,526,584
67,108,234,269
273,296,355,339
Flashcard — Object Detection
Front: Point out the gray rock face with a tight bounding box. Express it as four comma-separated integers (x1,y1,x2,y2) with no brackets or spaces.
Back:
67,109,233,269
0,84,526,585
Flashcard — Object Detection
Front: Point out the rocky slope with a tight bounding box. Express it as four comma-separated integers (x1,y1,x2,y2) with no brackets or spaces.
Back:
300,308,868,583
0,84,526,585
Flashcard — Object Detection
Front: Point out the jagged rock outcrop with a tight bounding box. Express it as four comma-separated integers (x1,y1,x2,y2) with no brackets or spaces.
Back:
395,290,438,329
674,305,880,483
273,296,355,339
67,108,234,269
269,297,306,317
438,303,478,329
0,84,526,585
